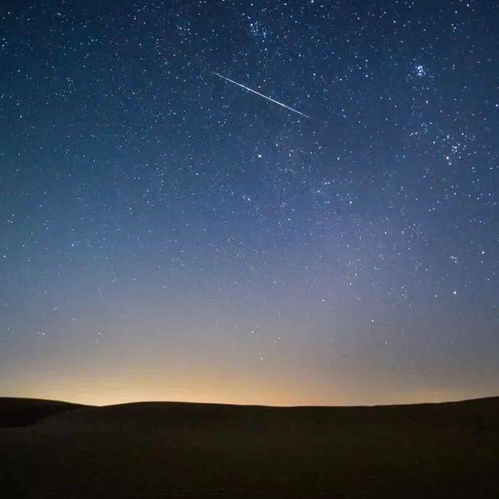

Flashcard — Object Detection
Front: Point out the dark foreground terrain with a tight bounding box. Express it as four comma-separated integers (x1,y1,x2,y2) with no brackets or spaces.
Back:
0,396,498,498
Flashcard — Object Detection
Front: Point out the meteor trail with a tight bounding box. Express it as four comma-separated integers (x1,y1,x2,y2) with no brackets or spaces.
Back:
212,72,309,119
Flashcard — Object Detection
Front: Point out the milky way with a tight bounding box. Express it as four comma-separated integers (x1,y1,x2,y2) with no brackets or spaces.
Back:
0,0,497,406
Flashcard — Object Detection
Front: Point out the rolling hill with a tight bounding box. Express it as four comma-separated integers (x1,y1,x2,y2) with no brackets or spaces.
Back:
1,396,498,498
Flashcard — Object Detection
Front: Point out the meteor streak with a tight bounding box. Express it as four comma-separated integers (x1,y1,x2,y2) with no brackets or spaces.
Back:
213,72,309,119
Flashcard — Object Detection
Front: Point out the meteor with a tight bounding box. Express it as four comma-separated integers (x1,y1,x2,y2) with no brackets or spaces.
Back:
212,72,309,119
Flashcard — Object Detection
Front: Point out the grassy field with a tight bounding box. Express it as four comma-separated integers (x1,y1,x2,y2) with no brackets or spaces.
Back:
1,396,498,498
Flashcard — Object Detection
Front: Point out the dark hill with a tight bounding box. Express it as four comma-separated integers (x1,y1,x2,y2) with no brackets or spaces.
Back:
1,396,498,498
0,397,88,428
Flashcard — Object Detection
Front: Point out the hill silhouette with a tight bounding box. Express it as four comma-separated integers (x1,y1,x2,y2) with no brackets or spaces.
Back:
1,396,498,498
0,397,86,428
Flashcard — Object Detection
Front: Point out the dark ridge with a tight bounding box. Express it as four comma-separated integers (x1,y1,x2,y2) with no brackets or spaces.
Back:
41,395,499,433
0,397,90,428
3,395,497,432
1,396,498,498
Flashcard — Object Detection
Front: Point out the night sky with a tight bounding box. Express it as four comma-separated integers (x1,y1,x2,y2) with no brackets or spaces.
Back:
1,0,497,406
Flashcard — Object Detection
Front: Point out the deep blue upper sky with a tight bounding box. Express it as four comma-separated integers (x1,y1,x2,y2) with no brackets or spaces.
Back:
0,0,497,405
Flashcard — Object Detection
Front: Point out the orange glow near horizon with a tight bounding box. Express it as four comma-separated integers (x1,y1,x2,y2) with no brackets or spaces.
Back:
4,374,496,408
